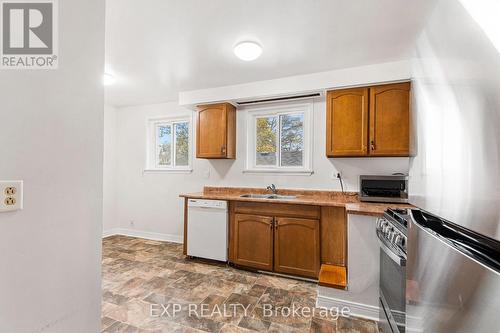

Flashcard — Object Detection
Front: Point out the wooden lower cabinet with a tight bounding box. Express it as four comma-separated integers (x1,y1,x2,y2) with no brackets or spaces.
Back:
320,206,347,266
274,217,320,278
228,202,343,280
231,214,274,271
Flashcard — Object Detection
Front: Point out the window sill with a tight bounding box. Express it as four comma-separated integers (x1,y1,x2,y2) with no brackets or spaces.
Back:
243,169,314,176
143,168,193,174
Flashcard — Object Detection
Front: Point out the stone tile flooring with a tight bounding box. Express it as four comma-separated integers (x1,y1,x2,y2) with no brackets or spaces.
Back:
102,235,379,333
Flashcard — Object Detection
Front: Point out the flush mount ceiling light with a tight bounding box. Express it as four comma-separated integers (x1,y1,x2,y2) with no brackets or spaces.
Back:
233,41,262,61
103,73,115,86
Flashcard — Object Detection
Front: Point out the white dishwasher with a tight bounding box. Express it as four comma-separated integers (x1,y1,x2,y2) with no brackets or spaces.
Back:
187,199,228,262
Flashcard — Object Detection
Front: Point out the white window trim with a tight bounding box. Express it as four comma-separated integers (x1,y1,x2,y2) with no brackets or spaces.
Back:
244,101,314,175
144,114,193,173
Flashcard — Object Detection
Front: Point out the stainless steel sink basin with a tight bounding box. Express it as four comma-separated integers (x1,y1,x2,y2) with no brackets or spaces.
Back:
239,194,272,199
240,194,296,200
267,194,297,200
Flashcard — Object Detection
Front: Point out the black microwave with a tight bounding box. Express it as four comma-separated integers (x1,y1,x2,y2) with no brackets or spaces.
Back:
359,175,408,203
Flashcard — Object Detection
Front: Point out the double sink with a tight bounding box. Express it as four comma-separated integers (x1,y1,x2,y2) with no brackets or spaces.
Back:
240,194,296,200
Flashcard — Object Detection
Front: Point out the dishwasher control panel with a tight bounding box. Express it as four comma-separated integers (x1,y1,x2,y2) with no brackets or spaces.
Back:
188,199,227,209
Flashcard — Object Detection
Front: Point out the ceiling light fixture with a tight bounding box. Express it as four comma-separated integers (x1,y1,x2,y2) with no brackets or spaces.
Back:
103,73,115,86
233,41,262,61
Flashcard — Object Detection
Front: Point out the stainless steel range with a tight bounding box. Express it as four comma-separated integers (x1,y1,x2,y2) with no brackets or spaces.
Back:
376,208,410,333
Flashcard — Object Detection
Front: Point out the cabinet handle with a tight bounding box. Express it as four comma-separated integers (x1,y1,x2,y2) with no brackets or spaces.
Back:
221,146,226,153
370,140,376,150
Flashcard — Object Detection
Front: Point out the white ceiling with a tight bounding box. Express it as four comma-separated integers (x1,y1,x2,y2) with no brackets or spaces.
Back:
105,0,436,107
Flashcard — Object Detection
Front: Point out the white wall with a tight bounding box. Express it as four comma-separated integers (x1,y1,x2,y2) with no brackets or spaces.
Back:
409,0,500,240
104,98,409,238
0,1,104,332
104,105,118,232
179,60,411,107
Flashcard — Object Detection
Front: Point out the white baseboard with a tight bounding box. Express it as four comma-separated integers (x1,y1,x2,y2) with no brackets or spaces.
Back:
102,229,117,238
316,294,379,322
102,228,183,244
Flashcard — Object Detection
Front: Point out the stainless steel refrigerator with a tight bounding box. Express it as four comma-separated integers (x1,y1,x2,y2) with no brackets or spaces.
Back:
408,0,500,332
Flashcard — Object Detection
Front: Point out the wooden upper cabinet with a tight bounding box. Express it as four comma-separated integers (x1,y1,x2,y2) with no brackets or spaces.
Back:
231,214,274,271
369,82,410,156
326,88,369,157
326,82,410,157
196,103,236,159
274,217,320,278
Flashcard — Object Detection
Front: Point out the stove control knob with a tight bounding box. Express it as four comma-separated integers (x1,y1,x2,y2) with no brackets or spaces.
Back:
377,219,386,229
396,235,406,248
400,237,406,248
391,231,399,243
393,234,401,245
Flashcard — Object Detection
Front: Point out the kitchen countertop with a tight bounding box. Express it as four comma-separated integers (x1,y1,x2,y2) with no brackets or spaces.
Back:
179,186,413,217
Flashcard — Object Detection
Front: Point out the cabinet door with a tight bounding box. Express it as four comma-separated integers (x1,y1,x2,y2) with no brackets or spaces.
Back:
320,206,347,266
274,217,320,278
369,82,410,156
326,88,369,157
197,104,227,158
232,214,274,271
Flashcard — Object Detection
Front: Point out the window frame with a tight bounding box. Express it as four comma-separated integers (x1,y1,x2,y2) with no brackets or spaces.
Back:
145,115,193,173
244,101,313,175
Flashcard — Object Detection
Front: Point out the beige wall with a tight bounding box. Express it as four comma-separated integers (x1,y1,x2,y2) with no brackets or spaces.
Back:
0,0,105,331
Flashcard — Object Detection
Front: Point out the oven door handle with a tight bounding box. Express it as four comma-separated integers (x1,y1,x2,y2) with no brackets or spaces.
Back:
377,231,406,267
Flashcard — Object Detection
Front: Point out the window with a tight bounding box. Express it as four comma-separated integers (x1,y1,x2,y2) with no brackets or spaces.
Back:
246,102,313,174
146,116,192,172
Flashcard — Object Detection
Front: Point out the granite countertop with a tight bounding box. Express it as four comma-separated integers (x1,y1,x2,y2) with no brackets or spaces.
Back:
180,186,413,217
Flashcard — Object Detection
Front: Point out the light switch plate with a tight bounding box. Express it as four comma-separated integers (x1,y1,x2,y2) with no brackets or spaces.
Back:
0,180,23,212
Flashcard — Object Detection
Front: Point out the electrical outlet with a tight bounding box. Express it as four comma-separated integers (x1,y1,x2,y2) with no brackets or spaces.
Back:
5,187,16,195
0,181,23,212
5,197,16,205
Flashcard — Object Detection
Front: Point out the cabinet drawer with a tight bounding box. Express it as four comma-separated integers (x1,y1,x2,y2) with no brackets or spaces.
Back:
233,201,320,219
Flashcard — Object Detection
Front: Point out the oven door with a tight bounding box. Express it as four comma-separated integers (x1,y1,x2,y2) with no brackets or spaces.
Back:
377,230,406,333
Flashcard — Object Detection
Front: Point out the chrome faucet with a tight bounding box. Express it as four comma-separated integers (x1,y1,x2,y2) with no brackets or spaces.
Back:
266,184,277,194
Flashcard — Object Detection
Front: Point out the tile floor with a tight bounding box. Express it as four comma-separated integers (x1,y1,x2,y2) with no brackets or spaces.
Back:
101,235,379,332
